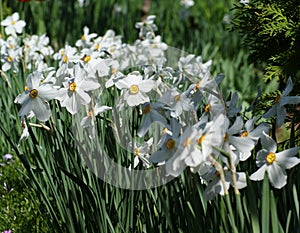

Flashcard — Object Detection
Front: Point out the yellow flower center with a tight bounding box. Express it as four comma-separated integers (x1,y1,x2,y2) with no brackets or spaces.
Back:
24,86,29,91
215,171,220,177
87,109,93,117
29,89,38,99
183,137,191,147
274,95,281,104
134,148,139,156
165,138,175,150
12,20,16,25
94,43,100,50
69,82,77,91
110,46,115,53
111,68,116,74
143,104,151,114
83,55,91,63
240,131,249,137
9,44,14,49
81,35,86,41
194,81,201,91
198,134,205,145
63,55,69,63
129,84,139,94
174,94,181,102
224,133,229,142
203,104,211,113
162,128,169,134
61,50,65,56
266,152,276,164
7,56,13,63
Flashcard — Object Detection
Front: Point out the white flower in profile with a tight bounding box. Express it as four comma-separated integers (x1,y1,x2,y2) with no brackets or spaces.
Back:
240,0,249,5
56,64,100,114
81,103,112,138
159,88,194,118
180,0,194,8
1,48,20,73
239,119,270,143
263,77,300,128
14,72,58,121
137,102,168,137
165,125,200,177
222,116,255,163
1,12,26,36
150,118,181,163
115,71,156,107
200,163,247,201
250,131,300,189
131,138,153,169
75,26,97,48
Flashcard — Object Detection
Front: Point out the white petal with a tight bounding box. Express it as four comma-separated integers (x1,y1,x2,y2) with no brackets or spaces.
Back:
268,163,287,189
276,147,300,169
235,172,247,189
38,85,58,101
150,150,172,163
203,178,223,201
76,88,91,105
79,78,100,91
263,105,277,118
15,92,29,104
276,106,286,128
18,98,33,117
281,77,293,96
280,96,300,106
32,98,51,121
261,131,277,152
139,80,156,93
249,164,267,181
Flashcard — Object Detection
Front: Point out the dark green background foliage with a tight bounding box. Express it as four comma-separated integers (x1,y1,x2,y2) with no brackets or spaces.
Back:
231,0,300,91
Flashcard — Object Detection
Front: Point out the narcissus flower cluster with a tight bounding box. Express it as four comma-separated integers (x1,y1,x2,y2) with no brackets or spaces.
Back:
2,12,299,200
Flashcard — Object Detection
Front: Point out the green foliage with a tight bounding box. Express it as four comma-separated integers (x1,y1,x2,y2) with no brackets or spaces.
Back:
0,158,54,232
231,0,300,91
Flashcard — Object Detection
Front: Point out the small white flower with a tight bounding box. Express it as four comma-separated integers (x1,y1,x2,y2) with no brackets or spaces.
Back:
14,72,58,121
180,0,194,8
200,163,247,201
56,64,100,114
75,26,97,48
137,102,168,137
116,71,156,107
263,77,300,128
1,12,26,36
250,131,300,189
80,103,112,138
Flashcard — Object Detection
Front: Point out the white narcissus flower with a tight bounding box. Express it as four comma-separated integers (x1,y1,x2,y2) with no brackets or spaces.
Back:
159,88,194,118
137,102,168,137
75,26,97,48
1,48,20,73
223,116,255,163
57,64,100,114
200,163,247,201
250,132,300,189
115,71,156,107
180,0,195,8
1,12,26,36
14,72,58,121
80,103,112,138
263,77,300,128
